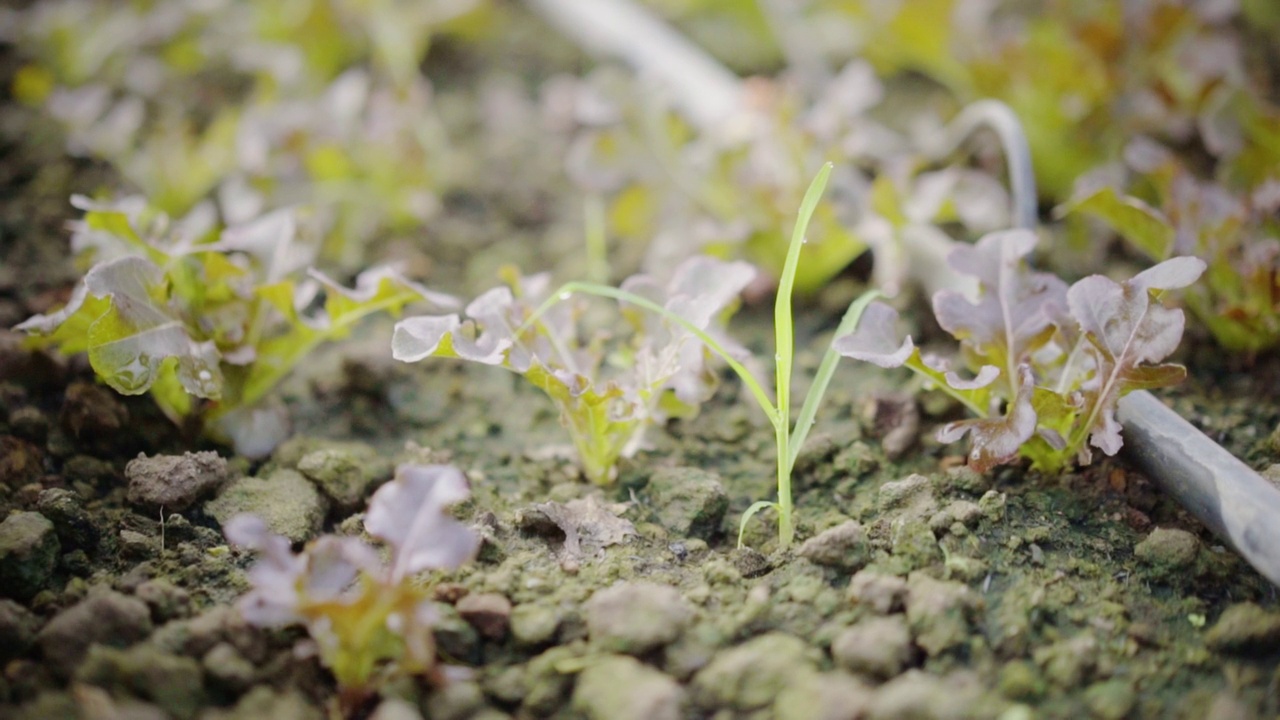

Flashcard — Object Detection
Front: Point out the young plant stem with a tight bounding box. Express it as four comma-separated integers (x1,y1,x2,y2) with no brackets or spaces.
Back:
583,194,609,285
770,161,833,547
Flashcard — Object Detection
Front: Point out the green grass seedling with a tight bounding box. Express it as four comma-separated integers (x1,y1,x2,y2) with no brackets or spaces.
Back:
528,163,877,549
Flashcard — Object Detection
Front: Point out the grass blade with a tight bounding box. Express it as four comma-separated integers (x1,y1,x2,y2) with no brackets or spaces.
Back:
737,500,778,548
787,289,880,471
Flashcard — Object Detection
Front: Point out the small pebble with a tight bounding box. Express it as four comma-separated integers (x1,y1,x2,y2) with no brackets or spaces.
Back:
126,451,229,512
457,593,513,640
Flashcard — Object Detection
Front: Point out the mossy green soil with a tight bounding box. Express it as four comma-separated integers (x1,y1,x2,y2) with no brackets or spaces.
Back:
2,40,1280,720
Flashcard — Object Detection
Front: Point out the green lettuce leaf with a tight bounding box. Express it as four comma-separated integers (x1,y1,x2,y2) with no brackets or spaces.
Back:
17,255,223,403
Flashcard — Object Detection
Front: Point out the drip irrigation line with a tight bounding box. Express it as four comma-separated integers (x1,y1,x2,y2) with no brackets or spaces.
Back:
1118,392,1280,586
930,99,1038,233
524,0,744,131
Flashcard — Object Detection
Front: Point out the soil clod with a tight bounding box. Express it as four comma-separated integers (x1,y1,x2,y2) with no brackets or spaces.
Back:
832,614,915,680
1204,602,1280,655
204,469,327,544
572,654,685,720
126,451,229,513
0,511,59,601
645,467,729,540
37,588,152,677
1134,526,1202,578
585,581,693,655
457,592,513,640
798,519,870,571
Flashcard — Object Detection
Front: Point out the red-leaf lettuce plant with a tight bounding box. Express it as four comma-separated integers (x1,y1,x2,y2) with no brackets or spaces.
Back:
391,257,755,485
224,464,479,711
15,198,455,456
836,228,1205,473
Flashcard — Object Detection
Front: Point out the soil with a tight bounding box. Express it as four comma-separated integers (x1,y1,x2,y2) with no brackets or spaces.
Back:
2,11,1280,720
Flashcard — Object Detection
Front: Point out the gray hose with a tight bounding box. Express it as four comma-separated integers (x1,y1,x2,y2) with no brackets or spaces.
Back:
931,99,1038,232
1118,392,1280,587
951,96,1280,589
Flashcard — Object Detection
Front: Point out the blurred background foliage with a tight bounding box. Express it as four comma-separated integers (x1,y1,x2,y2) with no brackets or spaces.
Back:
4,0,1278,349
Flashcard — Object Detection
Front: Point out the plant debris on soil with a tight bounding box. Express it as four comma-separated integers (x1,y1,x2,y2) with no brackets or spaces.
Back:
2,3,1280,720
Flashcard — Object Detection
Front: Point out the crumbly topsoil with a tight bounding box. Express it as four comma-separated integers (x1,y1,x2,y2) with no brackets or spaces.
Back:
4,290,1280,720
2,27,1280,720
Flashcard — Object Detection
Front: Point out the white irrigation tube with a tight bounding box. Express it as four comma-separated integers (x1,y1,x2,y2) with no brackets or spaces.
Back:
927,99,1038,232
524,0,745,130
524,0,1280,588
1117,392,1280,586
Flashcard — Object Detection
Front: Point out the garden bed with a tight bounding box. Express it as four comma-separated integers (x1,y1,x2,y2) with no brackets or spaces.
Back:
2,2,1279,719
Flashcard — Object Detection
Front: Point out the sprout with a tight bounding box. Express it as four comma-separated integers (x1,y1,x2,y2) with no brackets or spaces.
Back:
392,257,755,484
836,229,1205,472
224,464,480,711
15,199,454,457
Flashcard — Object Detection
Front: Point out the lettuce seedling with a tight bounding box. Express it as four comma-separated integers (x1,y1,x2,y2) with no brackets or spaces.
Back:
224,463,480,711
836,228,1205,473
392,257,755,484
16,198,455,456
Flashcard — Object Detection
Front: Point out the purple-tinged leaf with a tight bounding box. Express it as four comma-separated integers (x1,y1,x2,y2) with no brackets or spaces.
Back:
936,364,1038,472
837,302,1002,440
620,255,757,408
67,195,153,262
1067,257,1205,456
392,314,468,362
463,286,533,365
943,364,1000,390
832,301,914,368
208,208,311,284
223,514,307,626
301,266,459,333
1129,256,1208,294
932,230,1067,381
914,352,1002,392
365,464,480,583
659,256,757,329
301,536,383,600
18,256,224,400
391,281,542,368
1070,266,1199,368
